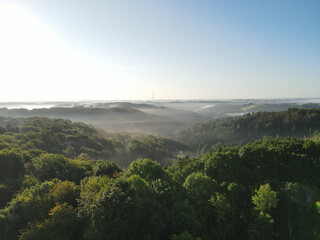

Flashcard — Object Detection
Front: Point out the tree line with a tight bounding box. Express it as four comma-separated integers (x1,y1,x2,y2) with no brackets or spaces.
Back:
175,108,320,153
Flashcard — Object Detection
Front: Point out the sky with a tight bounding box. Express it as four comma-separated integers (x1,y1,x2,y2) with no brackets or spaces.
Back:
0,0,319,101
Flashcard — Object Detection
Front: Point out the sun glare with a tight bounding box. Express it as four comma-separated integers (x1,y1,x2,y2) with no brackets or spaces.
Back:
0,3,132,101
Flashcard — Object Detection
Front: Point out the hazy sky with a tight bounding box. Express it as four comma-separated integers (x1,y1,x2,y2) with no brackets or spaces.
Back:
0,0,319,101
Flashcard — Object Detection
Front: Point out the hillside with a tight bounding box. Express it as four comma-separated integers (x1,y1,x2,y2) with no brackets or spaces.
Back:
0,117,189,167
175,108,320,151
2,101,320,137
0,107,183,135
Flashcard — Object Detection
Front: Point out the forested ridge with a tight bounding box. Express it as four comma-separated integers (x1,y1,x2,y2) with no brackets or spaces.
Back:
1,109,320,239
175,108,320,152
0,106,184,135
0,117,189,167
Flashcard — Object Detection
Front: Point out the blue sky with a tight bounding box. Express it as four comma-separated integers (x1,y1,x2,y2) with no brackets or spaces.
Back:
0,0,319,101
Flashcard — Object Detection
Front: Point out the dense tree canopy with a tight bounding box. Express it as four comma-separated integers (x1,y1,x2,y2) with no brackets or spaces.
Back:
1,136,320,239
1,113,320,239
175,108,320,152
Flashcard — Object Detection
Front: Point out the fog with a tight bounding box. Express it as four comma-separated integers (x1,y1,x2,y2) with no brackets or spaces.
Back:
0,98,320,136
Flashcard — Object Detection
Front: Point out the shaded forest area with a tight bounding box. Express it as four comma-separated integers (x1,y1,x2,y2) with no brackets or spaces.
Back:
175,108,320,153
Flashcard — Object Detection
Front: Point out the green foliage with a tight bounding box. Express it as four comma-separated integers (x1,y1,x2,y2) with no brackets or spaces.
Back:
168,155,205,185
170,231,201,240
50,181,80,207
1,114,320,239
19,203,79,240
126,135,189,165
252,184,278,214
209,193,232,240
210,193,230,224
0,148,25,180
92,160,121,177
183,173,214,199
78,176,111,217
126,159,167,182
175,108,320,150
79,176,165,240
183,173,216,237
22,175,39,189
276,182,320,239
32,153,92,183
79,173,200,240
250,184,278,240
128,174,152,197
0,148,25,208
0,180,80,240
249,212,276,240
0,117,188,167
0,117,121,161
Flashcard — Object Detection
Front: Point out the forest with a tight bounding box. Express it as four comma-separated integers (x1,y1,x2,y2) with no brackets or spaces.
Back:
1,0,319,237
175,108,320,153
1,107,320,239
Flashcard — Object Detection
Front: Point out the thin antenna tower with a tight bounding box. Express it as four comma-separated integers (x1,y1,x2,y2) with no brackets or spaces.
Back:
153,92,154,102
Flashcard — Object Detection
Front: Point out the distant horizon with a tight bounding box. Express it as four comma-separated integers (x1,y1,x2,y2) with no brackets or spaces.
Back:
1,97,320,104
